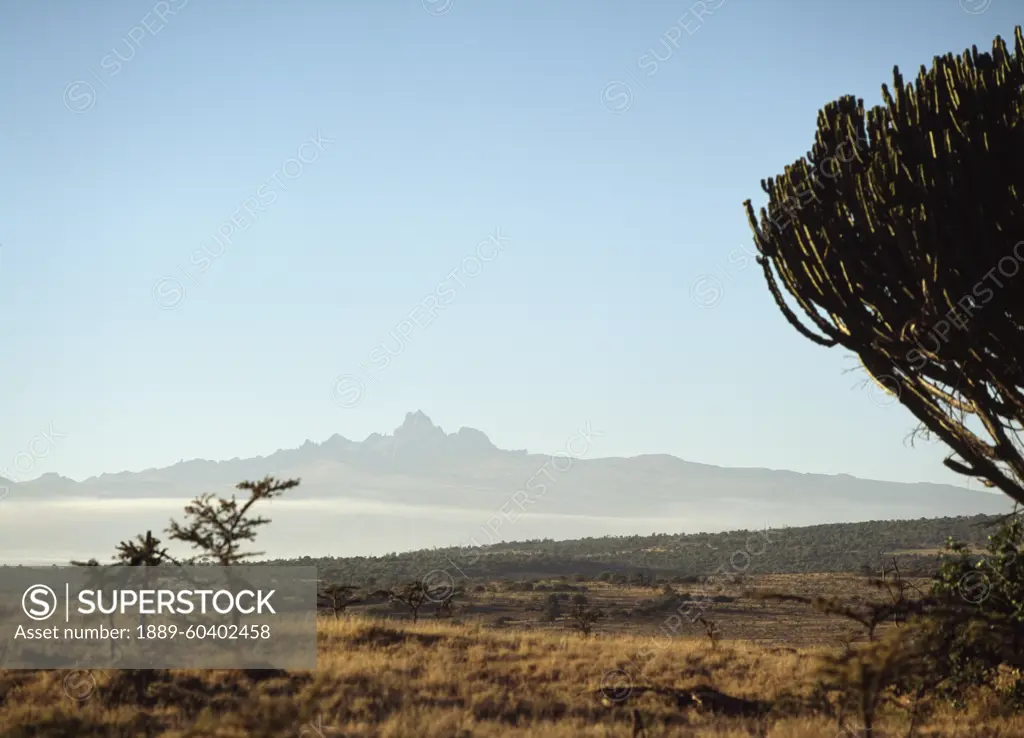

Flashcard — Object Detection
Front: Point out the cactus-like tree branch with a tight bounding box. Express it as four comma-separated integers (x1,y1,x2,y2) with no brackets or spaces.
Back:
744,27,1024,506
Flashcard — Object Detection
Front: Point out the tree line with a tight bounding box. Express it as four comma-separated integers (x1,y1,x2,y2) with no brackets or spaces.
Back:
262,515,1002,589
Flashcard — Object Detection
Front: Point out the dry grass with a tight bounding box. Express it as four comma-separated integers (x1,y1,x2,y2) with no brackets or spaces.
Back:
2,610,1024,737
389,574,932,647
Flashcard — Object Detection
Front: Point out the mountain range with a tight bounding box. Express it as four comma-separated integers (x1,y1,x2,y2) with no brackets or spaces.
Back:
4,411,1012,527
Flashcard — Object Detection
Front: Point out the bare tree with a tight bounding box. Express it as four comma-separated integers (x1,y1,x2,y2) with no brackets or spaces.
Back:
318,582,361,619
569,594,603,637
697,615,722,650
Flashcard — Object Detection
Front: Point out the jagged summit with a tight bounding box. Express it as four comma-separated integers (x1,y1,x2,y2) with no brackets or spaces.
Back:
454,426,497,452
392,410,446,442
378,411,497,452
374,411,498,459
400,410,434,428
4,410,1011,528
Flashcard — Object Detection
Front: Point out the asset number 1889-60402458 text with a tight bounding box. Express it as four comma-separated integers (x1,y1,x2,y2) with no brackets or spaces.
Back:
136,624,271,639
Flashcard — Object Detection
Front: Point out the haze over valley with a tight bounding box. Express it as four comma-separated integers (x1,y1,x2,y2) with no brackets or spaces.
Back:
1,412,1008,565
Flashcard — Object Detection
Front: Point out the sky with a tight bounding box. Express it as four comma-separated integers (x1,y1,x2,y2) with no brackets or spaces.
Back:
0,0,1018,491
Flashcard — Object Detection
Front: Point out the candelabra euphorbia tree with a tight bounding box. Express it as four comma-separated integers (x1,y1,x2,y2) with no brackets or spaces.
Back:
743,27,1024,506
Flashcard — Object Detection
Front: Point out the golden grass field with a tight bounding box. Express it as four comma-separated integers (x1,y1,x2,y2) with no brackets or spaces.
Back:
2,573,1022,737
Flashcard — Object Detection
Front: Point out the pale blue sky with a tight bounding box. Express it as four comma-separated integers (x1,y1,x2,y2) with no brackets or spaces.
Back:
1,0,1017,489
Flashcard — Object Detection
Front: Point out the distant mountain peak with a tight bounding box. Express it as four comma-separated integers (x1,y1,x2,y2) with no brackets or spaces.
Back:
362,412,498,459
397,410,436,431
23,472,77,488
321,433,352,451
393,410,445,442
4,411,1012,530
454,426,497,452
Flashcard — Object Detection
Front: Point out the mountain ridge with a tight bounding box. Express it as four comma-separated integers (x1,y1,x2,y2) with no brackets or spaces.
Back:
5,412,1010,528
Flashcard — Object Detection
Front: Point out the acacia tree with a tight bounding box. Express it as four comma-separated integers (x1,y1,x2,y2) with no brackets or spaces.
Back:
115,530,169,565
318,582,361,618
569,593,603,637
166,476,299,564
114,530,169,629
433,586,463,619
166,476,300,625
376,581,431,623
743,27,1024,506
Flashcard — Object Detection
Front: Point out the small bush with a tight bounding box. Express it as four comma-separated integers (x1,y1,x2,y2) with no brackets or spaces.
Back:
541,594,561,623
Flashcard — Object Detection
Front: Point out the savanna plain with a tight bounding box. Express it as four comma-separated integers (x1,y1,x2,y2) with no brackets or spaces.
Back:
3,556,1022,738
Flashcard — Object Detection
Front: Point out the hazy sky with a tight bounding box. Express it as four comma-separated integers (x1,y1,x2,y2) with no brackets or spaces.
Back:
1,0,1018,487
